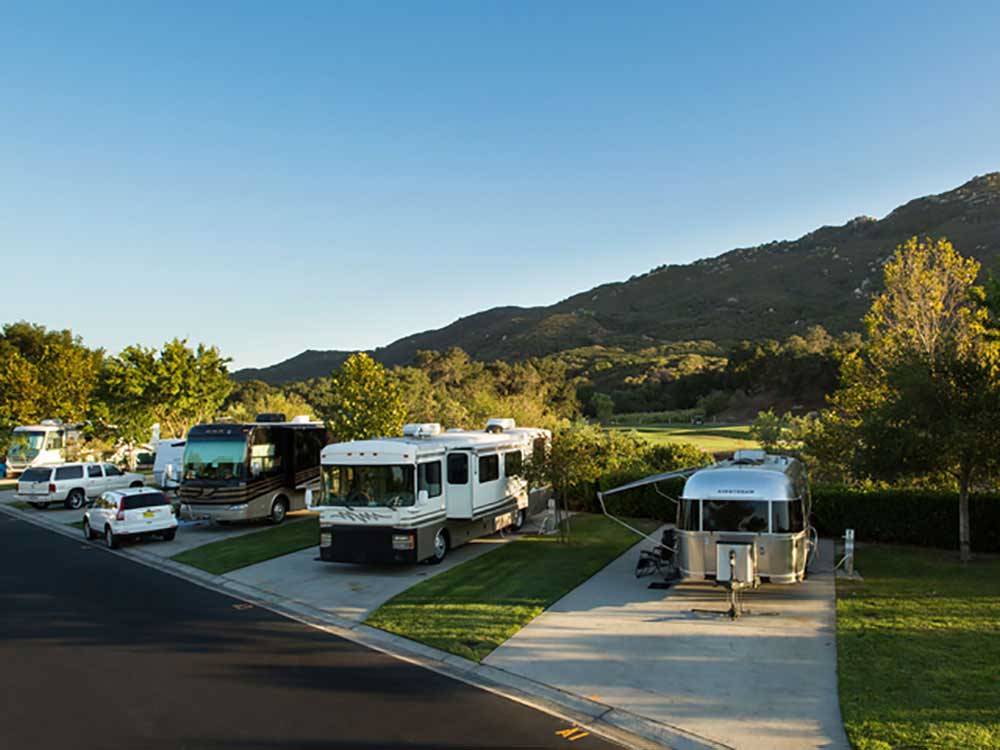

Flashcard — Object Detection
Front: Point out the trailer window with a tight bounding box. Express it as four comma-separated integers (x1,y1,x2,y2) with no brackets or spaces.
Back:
478,455,499,483
678,500,700,531
504,450,522,477
418,461,442,498
447,454,468,485
772,499,806,533
701,500,769,533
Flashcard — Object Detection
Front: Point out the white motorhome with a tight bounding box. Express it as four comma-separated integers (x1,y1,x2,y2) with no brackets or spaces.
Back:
5,421,82,476
313,419,550,565
153,438,186,490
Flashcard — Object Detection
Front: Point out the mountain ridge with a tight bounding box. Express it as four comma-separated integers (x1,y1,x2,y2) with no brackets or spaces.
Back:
236,172,1000,384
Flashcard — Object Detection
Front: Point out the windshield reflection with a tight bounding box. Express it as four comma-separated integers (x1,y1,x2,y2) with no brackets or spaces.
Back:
320,465,415,508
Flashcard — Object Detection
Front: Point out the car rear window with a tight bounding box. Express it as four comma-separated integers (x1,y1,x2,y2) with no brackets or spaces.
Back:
20,467,52,482
122,492,170,510
54,465,84,481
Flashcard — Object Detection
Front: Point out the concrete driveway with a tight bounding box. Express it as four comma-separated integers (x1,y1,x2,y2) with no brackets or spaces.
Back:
225,535,511,623
485,534,849,750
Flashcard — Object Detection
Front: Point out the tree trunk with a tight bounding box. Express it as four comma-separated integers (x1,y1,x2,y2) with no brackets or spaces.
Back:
958,464,972,563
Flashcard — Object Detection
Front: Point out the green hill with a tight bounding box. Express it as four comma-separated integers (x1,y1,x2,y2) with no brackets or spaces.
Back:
236,172,1000,384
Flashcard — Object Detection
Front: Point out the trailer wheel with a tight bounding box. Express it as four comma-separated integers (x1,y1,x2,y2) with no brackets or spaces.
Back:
428,529,449,565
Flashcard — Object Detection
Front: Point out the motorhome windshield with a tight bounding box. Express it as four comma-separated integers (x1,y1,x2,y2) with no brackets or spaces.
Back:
183,438,247,481
8,432,45,461
320,464,416,508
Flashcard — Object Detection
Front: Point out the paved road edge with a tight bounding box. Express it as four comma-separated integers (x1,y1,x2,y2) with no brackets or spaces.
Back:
0,502,732,750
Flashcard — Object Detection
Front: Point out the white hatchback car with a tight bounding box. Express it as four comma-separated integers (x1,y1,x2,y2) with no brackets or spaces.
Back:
84,488,178,548
16,462,145,510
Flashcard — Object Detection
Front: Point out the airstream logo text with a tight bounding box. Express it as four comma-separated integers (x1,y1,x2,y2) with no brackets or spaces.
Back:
718,489,755,495
332,509,392,523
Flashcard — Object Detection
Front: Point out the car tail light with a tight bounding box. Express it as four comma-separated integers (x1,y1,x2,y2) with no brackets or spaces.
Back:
48,483,56,493
116,503,125,521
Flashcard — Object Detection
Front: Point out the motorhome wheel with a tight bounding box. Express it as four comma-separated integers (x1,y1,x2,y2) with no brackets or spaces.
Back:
429,529,449,564
512,509,525,531
269,497,289,524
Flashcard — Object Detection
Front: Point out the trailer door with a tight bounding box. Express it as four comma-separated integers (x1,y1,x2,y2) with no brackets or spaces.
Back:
445,451,473,519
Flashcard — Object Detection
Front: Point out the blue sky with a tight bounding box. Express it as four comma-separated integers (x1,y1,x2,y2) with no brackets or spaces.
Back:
2,2,998,369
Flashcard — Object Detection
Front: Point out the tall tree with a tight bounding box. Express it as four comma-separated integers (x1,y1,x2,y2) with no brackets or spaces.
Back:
817,237,1000,561
312,353,406,442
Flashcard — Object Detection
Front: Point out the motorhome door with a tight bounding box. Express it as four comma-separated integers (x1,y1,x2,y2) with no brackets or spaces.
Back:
445,450,474,519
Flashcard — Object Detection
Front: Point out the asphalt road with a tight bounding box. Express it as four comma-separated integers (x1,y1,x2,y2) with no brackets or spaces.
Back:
0,514,621,750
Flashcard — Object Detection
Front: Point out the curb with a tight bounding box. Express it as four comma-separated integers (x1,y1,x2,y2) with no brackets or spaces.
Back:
0,501,732,750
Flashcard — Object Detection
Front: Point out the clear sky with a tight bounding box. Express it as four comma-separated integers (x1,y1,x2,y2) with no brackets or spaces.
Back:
2,2,998,369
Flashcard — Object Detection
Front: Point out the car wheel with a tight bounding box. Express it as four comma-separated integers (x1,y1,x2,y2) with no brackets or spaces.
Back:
83,519,93,540
162,528,176,541
65,489,86,511
105,526,119,550
428,529,449,565
269,498,289,525
512,508,526,532
29,502,48,510
130,481,143,488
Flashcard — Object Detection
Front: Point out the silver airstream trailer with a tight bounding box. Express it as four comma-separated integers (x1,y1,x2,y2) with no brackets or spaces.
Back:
598,450,816,585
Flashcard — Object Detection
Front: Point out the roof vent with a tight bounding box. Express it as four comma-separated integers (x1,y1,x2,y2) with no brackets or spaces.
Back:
255,413,286,423
485,418,516,434
403,423,442,438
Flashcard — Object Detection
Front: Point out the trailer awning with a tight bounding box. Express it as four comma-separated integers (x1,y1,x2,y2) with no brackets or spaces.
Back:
597,466,701,499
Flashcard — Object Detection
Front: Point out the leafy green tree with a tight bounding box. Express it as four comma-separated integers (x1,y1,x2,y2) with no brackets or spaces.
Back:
589,393,614,422
0,322,102,450
814,237,1000,561
221,380,314,423
96,339,233,443
312,353,407,441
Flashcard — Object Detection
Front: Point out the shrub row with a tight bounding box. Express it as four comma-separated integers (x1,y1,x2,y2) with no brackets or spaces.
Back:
811,485,1000,554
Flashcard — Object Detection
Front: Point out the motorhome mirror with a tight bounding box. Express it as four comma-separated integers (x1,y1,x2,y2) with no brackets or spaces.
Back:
417,490,429,505
304,489,314,508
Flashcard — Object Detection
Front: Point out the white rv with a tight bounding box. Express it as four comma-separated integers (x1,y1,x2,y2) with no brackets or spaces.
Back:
5,421,82,476
313,419,550,564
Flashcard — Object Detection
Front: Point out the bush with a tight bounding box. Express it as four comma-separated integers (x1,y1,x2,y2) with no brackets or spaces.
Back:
812,485,1000,554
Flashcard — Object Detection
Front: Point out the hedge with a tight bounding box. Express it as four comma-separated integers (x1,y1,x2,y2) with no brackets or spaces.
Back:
587,482,1000,554
811,485,1000,554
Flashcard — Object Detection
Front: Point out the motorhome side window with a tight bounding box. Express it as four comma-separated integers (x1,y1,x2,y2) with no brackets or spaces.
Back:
54,465,83,481
504,450,522,476
250,427,282,478
478,455,500,483
418,461,442,497
447,454,468,485
701,500,769,533
772,499,806,533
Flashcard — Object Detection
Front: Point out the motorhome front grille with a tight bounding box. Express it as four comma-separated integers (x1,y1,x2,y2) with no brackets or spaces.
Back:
331,528,395,563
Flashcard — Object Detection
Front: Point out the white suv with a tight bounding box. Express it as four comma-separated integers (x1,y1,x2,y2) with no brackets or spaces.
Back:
16,462,145,510
84,488,178,548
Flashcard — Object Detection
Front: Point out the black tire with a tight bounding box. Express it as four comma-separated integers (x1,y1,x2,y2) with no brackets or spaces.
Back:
427,528,449,565
83,519,94,540
269,497,289,525
512,508,526,532
29,502,49,510
104,526,119,550
130,481,143,488
162,528,176,541
65,489,86,511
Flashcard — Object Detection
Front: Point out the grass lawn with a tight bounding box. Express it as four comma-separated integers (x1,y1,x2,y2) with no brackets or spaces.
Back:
608,423,758,454
837,545,1000,750
365,513,660,662
171,515,318,575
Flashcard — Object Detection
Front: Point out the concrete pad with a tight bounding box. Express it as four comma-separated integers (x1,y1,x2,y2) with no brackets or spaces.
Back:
225,535,510,622
485,534,848,750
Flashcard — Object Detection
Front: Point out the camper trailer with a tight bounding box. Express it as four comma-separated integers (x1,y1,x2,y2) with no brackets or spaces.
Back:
312,419,550,564
5,421,82,476
178,415,328,524
599,450,815,584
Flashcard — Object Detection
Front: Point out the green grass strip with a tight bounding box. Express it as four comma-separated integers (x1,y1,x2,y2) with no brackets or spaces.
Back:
366,513,660,662
171,516,318,575
838,545,1000,750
